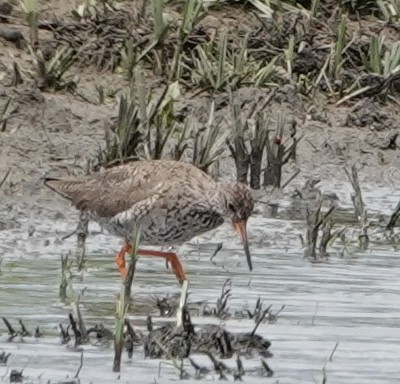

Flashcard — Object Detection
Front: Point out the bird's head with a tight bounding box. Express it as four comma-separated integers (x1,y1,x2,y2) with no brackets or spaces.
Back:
219,182,254,271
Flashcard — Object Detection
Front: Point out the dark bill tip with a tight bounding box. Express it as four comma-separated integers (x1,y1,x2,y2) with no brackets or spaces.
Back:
233,219,253,272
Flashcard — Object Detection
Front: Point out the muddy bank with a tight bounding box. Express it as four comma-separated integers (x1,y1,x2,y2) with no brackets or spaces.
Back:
0,1,400,204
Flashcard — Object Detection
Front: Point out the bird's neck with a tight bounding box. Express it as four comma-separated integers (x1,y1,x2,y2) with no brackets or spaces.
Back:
211,182,230,216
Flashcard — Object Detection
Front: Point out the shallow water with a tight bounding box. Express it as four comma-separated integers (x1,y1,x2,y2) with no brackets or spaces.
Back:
1,181,400,383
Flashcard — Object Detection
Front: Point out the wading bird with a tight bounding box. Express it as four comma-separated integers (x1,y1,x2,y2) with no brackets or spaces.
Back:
44,160,254,283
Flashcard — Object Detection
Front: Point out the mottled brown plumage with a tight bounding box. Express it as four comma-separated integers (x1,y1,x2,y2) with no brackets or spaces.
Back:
45,160,254,282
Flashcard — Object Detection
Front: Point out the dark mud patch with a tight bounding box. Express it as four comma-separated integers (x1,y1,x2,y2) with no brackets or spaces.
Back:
346,99,396,131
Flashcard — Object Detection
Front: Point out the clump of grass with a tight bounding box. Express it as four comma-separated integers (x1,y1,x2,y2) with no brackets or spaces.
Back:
249,113,270,189
376,41,400,77
31,47,78,91
363,36,386,75
263,114,301,188
169,0,206,80
331,15,348,82
377,0,400,22
228,97,300,188
227,99,250,184
263,113,286,188
191,101,227,174
189,32,261,94
300,199,336,260
150,0,206,78
102,94,142,166
142,82,181,160
190,31,263,94
150,0,169,76
362,36,400,77
119,37,159,80
99,75,182,166
253,55,279,87
336,31,400,104
97,76,225,174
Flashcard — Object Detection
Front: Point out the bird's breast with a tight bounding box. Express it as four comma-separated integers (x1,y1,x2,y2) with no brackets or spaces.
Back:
140,207,224,245
87,206,224,246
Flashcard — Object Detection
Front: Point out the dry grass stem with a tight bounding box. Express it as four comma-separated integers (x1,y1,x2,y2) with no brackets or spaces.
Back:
59,254,72,300
345,165,369,250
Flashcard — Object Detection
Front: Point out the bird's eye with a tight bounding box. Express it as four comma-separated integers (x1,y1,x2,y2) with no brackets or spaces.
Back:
228,203,236,212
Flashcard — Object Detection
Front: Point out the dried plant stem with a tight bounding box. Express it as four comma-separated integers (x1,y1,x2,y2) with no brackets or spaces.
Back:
228,136,249,184
59,254,71,299
288,120,298,161
386,201,400,230
21,0,39,46
263,114,285,188
1,97,13,131
281,169,301,190
76,212,89,271
27,11,38,46
123,225,141,301
249,113,268,189
169,42,183,81
71,294,87,341
113,284,129,373
303,199,335,259
154,339,188,378
264,115,301,187
74,351,84,378
345,165,369,250
228,101,249,184
192,102,227,174
0,168,11,190
319,219,333,256
114,228,140,372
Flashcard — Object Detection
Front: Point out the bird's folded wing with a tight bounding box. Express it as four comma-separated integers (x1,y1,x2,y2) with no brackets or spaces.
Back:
45,162,218,220
109,182,218,227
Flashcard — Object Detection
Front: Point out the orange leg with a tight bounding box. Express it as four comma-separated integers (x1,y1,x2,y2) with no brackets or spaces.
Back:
137,249,187,284
115,241,187,284
115,240,130,279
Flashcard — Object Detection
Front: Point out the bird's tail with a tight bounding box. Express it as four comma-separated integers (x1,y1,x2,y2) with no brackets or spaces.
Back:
44,177,83,201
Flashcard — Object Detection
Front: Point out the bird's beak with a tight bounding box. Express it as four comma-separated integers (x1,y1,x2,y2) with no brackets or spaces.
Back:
233,219,252,271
